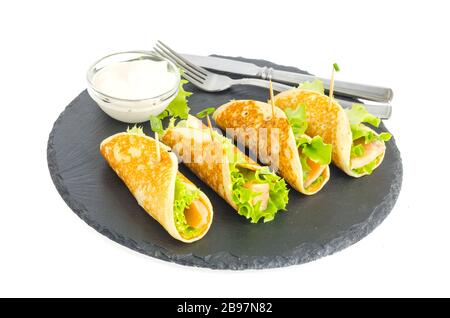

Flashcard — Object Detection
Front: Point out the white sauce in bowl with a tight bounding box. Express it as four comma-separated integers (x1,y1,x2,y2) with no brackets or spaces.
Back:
92,59,178,100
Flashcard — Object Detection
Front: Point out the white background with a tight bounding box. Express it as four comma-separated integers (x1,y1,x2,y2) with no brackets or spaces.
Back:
1,0,449,297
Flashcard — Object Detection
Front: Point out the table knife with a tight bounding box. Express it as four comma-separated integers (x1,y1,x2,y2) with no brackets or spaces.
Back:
182,54,393,103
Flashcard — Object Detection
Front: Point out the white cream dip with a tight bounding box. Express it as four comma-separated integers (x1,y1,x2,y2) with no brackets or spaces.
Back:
92,59,178,100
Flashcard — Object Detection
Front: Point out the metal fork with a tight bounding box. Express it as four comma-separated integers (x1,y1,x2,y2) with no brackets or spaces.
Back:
154,41,392,119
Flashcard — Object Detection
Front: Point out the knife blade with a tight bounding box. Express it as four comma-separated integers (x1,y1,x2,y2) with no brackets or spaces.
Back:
182,54,393,103
183,53,262,77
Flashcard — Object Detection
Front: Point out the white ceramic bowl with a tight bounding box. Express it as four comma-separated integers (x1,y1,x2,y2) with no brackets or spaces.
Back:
86,51,180,123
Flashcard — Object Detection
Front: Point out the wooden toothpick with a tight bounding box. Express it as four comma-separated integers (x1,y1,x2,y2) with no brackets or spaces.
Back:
329,70,335,107
269,79,275,119
154,132,161,162
329,63,339,107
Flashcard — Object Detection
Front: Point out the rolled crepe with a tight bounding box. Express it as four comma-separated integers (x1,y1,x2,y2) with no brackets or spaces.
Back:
273,88,389,177
100,128,213,243
161,115,289,223
213,100,330,195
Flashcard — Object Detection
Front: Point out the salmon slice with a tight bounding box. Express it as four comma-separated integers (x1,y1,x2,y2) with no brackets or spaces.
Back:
244,182,270,211
304,159,327,188
184,199,209,229
351,140,386,170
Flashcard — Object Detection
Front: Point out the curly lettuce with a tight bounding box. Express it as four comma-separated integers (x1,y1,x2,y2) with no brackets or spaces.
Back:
219,136,289,223
230,164,289,223
297,135,332,166
351,144,365,157
299,155,311,180
297,136,331,187
347,103,380,127
283,105,332,184
346,103,392,159
298,79,325,95
284,104,308,144
352,155,383,175
126,125,145,135
173,177,201,239
346,104,392,174
309,175,324,188
158,79,192,120
149,116,164,134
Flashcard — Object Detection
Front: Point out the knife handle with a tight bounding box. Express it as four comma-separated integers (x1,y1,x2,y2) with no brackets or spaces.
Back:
265,68,394,103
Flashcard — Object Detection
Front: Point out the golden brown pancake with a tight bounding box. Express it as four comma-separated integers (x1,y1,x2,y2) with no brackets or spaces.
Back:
161,115,288,222
100,131,213,242
273,89,386,177
213,100,330,194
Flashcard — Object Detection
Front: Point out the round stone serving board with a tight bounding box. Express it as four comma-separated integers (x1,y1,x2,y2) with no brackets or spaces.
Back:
47,56,402,269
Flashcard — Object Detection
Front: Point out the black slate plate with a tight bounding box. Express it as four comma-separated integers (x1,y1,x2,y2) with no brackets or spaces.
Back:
47,56,402,270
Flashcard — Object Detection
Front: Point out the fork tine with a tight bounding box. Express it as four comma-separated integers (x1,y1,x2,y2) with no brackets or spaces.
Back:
154,45,207,81
154,43,206,80
153,47,177,65
182,72,204,86
156,40,209,77
153,47,205,84
180,66,205,84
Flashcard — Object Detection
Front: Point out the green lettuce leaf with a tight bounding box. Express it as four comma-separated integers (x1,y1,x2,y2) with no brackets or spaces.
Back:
167,117,176,130
347,103,392,144
284,104,308,145
149,115,164,134
379,132,392,141
297,135,332,186
346,103,380,127
300,155,311,180
347,104,392,172
352,155,382,175
298,79,325,94
299,136,332,166
173,177,201,239
333,63,340,72
126,125,145,135
284,105,332,184
351,144,365,158
151,79,192,135
217,136,288,223
196,107,216,118
350,125,379,143
158,79,192,120
309,175,324,188
230,164,289,223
